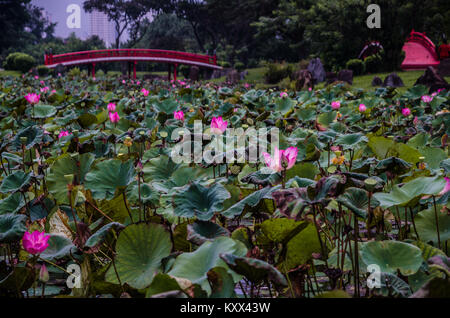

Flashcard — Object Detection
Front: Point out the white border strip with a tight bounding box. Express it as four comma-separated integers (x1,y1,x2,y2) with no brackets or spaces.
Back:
46,56,222,70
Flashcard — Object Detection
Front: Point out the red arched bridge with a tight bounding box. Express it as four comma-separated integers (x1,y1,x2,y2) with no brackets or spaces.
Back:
44,49,222,80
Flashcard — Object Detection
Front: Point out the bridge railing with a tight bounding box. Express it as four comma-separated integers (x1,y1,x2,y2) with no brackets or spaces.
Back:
45,49,217,66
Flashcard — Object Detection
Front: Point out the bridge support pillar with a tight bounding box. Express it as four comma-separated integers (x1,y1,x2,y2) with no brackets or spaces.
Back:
168,64,171,82
173,64,178,82
133,61,137,80
92,63,95,78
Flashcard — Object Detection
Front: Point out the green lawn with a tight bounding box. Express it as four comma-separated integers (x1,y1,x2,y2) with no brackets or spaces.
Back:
0,70,21,77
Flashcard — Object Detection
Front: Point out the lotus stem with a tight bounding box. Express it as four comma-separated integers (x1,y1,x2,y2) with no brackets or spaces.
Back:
432,196,441,249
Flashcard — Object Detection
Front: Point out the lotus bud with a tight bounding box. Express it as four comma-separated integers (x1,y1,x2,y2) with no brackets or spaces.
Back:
39,264,49,283
364,177,378,192
242,124,249,129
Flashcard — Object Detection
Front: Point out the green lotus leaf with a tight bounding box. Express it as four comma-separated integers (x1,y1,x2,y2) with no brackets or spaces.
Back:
440,158,450,174
143,155,181,181
360,241,423,276
240,170,281,187
220,253,287,288
222,185,281,218
84,222,125,249
418,147,447,170
145,273,184,298
335,133,368,149
187,220,230,245
168,237,247,295
10,126,44,150
377,272,412,297
105,223,172,289
77,113,98,128
32,105,57,118
285,163,319,180
373,176,446,208
173,182,230,221
410,277,450,298
47,153,95,204
207,266,237,298
275,97,295,115
0,171,31,193
0,192,25,215
40,234,76,261
126,182,159,205
279,222,322,270
374,157,411,175
414,205,450,245
317,111,337,127
0,213,26,243
336,187,379,219
85,159,136,200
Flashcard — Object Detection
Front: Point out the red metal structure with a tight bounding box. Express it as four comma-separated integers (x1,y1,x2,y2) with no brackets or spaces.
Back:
401,30,440,70
44,49,221,80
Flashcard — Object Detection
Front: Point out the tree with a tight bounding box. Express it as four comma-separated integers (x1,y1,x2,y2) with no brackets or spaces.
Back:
83,0,170,48
0,0,55,55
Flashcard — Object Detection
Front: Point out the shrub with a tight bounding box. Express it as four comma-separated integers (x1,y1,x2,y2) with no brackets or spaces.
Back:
364,55,382,74
68,67,81,77
3,52,36,73
220,61,231,68
234,62,245,73
36,65,50,77
179,65,190,78
345,59,365,76
247,58,259,68
264,62,293,84
298,59,310,70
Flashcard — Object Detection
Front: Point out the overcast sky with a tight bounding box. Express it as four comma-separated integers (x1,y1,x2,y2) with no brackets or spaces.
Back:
32,0,91,39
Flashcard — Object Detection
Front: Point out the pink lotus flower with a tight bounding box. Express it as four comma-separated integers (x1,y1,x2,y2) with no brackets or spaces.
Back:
122,80,126,84
141,88,149,97
210,116,228,134
40,86,49,93
244,83,250,89
22,231,50,255
136,81,141,85
58,130,70,139
440,177,450,196
107,103,116,112
34,76,39,80
280,92,288,99
413,116,419,126
308,87,312,92
359,104,366,112
109,111,120,123
263,146,298,173
51,89,56,94
25,93,40,104
174,110,184,121
40,80,45,85
402,107,411,116
331,101,341,110
421,95,433,103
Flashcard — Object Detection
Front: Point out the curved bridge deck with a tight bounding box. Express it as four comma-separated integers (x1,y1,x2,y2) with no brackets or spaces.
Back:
44,49,221,80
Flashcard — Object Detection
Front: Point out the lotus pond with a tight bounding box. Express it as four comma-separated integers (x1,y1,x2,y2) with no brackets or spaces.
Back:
0,74,449,298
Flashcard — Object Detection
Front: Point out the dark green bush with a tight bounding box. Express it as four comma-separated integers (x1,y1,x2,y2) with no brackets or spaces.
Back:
364,55,382,74
36,65,50,77
3,52,36,73
345,59,365,76
264,62,293,84
179,65,190,78
220,61,231,68
234,62,245,73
